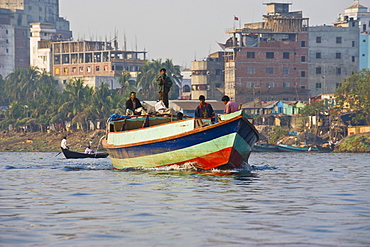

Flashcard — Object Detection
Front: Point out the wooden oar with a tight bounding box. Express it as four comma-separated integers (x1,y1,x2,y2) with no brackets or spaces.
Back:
55,151,62,157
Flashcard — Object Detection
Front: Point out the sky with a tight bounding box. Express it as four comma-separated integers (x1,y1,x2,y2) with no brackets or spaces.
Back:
59,0,365,68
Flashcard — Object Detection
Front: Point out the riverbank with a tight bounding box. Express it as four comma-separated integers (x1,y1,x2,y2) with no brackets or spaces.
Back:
335,133,370,153
0,130,106,152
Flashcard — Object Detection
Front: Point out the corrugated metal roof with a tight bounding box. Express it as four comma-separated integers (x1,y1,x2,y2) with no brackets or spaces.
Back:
242,101,278,109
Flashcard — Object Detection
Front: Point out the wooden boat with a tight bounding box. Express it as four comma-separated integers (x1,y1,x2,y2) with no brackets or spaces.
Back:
102,111,259,170
252,143,280,152
277,144,319,152
61,148,109,159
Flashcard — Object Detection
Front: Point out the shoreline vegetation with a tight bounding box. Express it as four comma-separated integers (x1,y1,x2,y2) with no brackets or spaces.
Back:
1,129,370,153
0,129,106,153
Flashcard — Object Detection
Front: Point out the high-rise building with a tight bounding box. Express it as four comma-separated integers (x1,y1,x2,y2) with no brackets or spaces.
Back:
334,1,370,71
220,2,359,103
223,2,310,102
0,0,71,77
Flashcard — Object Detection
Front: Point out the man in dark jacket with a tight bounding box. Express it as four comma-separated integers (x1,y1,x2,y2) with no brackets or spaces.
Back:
157,68,172,108
195,95,215,123
125,92,143,115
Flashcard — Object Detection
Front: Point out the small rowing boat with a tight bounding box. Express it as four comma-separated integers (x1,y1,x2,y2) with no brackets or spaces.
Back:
61,148,109,159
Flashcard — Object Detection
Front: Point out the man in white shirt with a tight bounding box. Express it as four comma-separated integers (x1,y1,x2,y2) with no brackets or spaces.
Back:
61,136,68,150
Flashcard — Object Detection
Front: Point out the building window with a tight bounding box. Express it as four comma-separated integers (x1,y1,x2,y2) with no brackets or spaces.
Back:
5,30,8,34
352,41,355,47
301,41,306,47
352,56,355,62
63,68,68,74
316,37,321,43
104,65,108,71
301,56,306,62
55,68,60,75
79,67,84,72
6,39,8,43
266,67,274,74
316,67,321,74
336,37,342,44
96,66,100,71
266,82,274,87
246,67,255,74
316,52,321,59
283,67,290,75
283,52,289,59
336,53,341,59
283,82,290,87
72,67,77,72
247,82,255,88
247,52,255,58
336,83,342,88
336,67,341,75
87,66,91,72
301,71,306,77
316,83,322,89
266,52,274,59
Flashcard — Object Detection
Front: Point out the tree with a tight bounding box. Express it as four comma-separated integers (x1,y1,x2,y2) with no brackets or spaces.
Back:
335,70,370,125
136,59,182,101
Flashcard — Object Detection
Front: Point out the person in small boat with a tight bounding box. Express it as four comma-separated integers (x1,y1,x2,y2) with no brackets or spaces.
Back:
157,68,172,108
195,95,215,123
85,146,94,154
125,92,144,115
221,95,239,114
61,136,69,150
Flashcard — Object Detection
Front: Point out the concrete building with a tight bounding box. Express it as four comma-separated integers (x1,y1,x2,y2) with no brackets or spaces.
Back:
180,70,191,100
0,8,30,76
220,2,360,104
308,22,359,95
334,1,370,71
0,0,71,77
191,51,229,100
223,2,310,103
30,22,147,89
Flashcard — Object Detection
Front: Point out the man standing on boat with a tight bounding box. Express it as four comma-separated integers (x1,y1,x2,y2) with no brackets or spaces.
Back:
195,95,215,123
222,95,239,114
125,92,144,115
157,68,172,108
61,136,69,150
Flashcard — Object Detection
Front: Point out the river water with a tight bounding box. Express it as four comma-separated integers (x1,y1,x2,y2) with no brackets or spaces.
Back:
0,152,369,246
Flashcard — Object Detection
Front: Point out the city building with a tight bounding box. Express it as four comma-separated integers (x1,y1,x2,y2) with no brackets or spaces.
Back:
0,0,71,77
308,23,359,95
220,2,360,104
191,51,229,100
223,2,310,103
334,1,370,71
180,69,191,100
30,22,147,89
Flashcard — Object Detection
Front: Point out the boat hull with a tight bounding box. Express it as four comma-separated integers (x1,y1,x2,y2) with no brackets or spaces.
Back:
103,113,259,170
61,148,109,159
277,144,319,152
252,143,280,152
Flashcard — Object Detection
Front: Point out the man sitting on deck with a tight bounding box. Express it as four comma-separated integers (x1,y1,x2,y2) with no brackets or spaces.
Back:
221,95,239,114
195,95,215,124
125,92,145,115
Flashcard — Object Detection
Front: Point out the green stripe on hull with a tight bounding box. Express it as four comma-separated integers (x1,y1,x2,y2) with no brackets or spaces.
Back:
233,133,252,161
110,133,237,169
